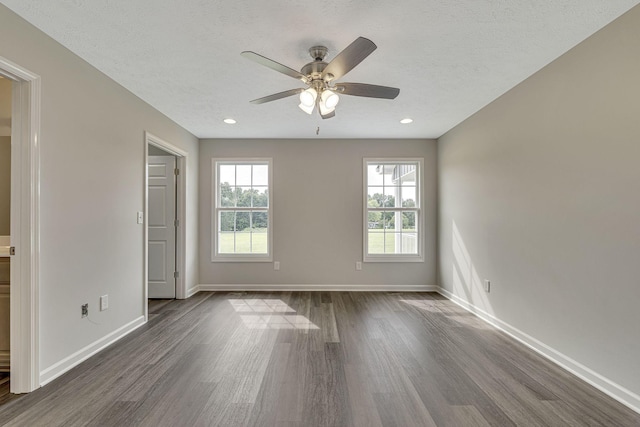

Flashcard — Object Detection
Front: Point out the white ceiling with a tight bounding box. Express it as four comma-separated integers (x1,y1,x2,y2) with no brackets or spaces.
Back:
2,1,638,139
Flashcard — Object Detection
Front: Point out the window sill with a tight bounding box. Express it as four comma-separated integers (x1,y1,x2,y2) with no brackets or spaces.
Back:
211,256,273,263
363,255,424,263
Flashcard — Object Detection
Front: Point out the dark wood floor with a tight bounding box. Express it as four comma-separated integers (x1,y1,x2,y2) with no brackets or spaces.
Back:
0,374,11,407
0,292,638,426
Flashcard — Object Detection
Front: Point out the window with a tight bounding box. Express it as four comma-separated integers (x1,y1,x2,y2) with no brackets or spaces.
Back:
364,158,423,262
212,159,272,261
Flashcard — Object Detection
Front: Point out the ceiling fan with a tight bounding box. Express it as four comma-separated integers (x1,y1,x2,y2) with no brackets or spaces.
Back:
241,37,400,119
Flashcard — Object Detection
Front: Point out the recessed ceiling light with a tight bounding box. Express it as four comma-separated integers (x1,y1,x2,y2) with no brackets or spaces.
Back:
223,118,237,124
400,118,413,124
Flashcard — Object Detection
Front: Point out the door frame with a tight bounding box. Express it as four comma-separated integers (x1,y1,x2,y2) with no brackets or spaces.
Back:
0,56,41,393
144,132,187,318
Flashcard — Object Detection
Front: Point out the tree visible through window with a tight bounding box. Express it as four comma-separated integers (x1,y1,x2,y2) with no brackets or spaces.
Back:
213,159,272,260
364,159,423,262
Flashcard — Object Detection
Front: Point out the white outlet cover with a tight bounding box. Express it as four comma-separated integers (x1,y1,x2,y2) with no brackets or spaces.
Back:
100,294,108,311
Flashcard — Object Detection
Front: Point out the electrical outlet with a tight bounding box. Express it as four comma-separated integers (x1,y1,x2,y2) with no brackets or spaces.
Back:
274,261,280,271
484,280,491,293
81,303,88,318
356,261,362,271
100,295,108,311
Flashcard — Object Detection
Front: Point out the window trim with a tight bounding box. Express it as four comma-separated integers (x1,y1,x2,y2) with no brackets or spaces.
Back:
363,157,424,263
211,158,273,262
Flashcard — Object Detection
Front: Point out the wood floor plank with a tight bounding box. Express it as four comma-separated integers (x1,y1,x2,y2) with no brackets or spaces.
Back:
0,291,638,426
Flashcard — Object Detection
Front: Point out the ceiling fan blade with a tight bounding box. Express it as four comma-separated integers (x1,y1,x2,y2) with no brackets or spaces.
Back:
320,109,335,119
250,88,304,104
241,51,308,83
335,83,400,99
322,37,377,81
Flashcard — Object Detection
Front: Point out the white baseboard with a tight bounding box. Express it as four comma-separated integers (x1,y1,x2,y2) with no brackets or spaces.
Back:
185,286,200,298
437,287,640,415
196,284,438,292
39,316,146,386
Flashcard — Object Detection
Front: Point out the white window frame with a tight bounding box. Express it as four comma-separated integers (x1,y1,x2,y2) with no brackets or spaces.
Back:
212,158,273,262
363,158,424,262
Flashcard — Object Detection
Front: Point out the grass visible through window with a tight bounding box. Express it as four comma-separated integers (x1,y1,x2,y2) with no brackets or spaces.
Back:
219,229,268,254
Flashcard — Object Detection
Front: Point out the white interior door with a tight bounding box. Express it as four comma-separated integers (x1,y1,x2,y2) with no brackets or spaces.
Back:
148,155,176,298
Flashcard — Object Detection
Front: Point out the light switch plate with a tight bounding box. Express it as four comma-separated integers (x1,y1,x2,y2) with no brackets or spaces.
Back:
100,295,108,311
137,211,144,224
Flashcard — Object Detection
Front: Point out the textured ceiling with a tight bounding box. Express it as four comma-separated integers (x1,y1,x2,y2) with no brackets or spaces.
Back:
2,1,638,139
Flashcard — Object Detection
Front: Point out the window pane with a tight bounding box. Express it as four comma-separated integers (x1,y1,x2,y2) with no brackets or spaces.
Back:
234,231,251,253
367,209,383,229
236,164,252,185
401,186,416,207
218,232,235,253
251,213,268,254
253,164,268,186
367,187,384,208
219,164,236,186
253,187,268,207
382,165,395,186
219,211,235,232
367,164,384,186
400,233,418,254
383,186,398,207
235,211,251,253
218,212,235,254
384,232,398,253
367,230,385,254
397,164,417,185
235,211,250,232
402,212,417,231
252,211,268,231
380,211,395,229
236,187,252,207
219,184,236,207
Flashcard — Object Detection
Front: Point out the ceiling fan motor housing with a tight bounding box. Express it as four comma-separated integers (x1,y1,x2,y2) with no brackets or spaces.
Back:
301,48,330,82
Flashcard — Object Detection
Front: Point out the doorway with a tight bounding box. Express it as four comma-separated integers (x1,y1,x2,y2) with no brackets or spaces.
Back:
0,76,12,392
0,56,41,394
148,146,177,299
144,133,187,317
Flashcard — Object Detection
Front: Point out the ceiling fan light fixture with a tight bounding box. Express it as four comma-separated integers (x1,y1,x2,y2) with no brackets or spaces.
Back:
321,90,339,110
318,102,333,116
299,87,317,114
299,88,317,107
298,102,314,114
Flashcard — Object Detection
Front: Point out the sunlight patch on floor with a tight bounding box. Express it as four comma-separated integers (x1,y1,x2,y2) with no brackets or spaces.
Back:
228,298,320,330
239,314,320,330
228,298,296,313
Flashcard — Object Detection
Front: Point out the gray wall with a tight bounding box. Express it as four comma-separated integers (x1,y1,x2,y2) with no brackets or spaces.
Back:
199,139,437,287
439,5,640,401
0,76,10,136
0,77,10,235
0,136,9,236
0,5,199,374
